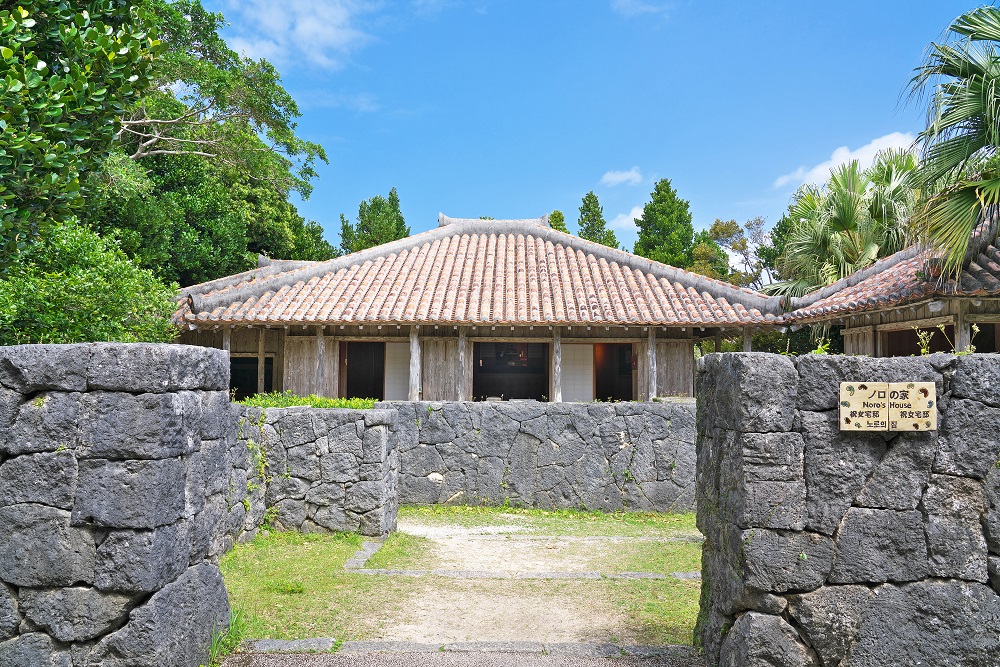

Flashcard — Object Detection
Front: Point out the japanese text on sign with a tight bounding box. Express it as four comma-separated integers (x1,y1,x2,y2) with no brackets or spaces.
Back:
839,382,937,432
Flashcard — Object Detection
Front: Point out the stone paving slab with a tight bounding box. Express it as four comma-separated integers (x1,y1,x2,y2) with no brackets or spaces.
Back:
245,638,338,653
223,652,704,667
339,641,442,654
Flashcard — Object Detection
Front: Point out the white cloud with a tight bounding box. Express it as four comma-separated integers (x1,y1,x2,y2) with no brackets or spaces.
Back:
774,131,916,189
219,0,377,69
611,0,671,17
610,205,645,232
601,166,643,187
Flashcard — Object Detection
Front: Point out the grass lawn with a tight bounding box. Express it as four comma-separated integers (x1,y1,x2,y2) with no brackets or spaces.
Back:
219,506,703,649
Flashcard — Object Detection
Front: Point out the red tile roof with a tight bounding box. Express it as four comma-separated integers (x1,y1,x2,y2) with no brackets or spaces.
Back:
176,216,783,328
786,215,1000,322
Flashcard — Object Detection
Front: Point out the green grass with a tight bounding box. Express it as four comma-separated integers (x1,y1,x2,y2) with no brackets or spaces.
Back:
220,530,418,641
238,391,376,410
399,504,700,538
607,578,701,645
366,531,434,570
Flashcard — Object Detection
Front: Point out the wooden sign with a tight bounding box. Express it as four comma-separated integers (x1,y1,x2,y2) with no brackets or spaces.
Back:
839,382,937,432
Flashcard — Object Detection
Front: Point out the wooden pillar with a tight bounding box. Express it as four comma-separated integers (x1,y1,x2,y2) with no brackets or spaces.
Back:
457,327,467,400
316,326,325,396
742,328,752,352
956,301,972,352
222,327,231,352
409,326,421,401
647,327,657,400
714,330,723,354
256,327,266,394
329,340,340,399
551,328,562,403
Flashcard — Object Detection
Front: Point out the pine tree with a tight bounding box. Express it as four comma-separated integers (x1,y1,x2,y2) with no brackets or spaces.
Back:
339,187,410,254
633,178,694,267
549,209,569,233
577,192,618,248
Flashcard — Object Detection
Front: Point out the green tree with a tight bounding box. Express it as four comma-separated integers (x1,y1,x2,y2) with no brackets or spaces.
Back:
0,222,177,344
909,6,1000,278
757,214,794,282
765,150,917,297
87,147,335,286
690,229,730,280
633,178,694,267
0,1,158,268
577,191,618,248
549,209,569,233
340,187,410,255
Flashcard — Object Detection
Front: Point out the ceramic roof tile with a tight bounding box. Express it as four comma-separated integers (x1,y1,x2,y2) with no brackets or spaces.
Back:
176,217,781,327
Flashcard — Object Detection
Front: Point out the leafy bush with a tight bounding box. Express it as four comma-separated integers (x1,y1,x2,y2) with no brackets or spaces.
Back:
237,391,375,410
0,222,178,345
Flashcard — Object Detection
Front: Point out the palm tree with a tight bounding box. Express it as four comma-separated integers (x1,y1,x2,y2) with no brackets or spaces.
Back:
765,150,918,298
910,6,1000,278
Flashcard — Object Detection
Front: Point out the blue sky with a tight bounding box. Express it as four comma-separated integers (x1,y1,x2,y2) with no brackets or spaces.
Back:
205,0,974,250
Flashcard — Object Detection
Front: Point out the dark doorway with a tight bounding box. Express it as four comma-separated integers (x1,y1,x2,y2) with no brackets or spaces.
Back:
345,342,385,400
595,343,633,402
972,323,1000,353
473,342,549,401
883,325,955,357
230,357,273,401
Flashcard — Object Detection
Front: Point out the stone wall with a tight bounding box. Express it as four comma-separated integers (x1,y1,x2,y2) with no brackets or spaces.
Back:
236,406,398,536
0,343,253,667
696,352,1000,666
379,400,696,512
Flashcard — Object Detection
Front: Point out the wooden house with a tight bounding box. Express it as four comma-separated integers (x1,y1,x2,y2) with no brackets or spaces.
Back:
175,215,783,401
784,214,1000,356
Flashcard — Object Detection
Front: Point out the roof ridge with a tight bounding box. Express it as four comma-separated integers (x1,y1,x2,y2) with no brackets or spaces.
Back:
789,244,925,310
184,217,784,317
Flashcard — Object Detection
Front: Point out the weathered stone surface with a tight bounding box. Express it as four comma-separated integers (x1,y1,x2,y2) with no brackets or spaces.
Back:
285,443,322,481
787,585,872,667
0,503,95,586
1,392,80,456
952,353,1000,407
936,398,1000,479
829,508,928,584
346,481,384,514
0,344,89,393
321,452,360,483
87,343,228,392
78,392,190,460
0,451,77,509
845,580,1000,666
0,632,72,667
989,556,1000,593
984,467,1000,555
200,439,231,496
920,473,988,581
73,458,185,529
700,353,798,432
795,354,946,412
0,387,20,429
89,563,229,667
274,411,316,448
719,612,819,667
800,410,885,535
742,529,834,593
305,482,346,507
95,523,189,593
854,431,936,510
0,583,18,641
19,586,134,642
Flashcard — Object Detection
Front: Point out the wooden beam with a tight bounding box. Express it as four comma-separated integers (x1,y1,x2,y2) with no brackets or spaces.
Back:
552,328,562,403
714,330,722,354
955,300,972,352
256,327,265,395
647,327,657,399
316,326,325,396
457,327,467,400
409,326,421,401
742,328,752,353
875,316,953,332
222,327,231,352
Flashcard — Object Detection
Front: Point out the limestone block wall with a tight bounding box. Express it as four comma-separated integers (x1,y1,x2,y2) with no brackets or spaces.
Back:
237,406,399,536
0,343,250,667
696,352,1000,667
379,400,696,512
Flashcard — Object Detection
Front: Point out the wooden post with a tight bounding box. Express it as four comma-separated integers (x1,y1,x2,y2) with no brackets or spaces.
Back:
457,327,467,400
222,327,231,352
956,300,972,352
714,330,723,354
551,328,562,402
316,326,325,396
256,327,266,394
742,328,752,352
647,327,657,400
409,326,421,401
